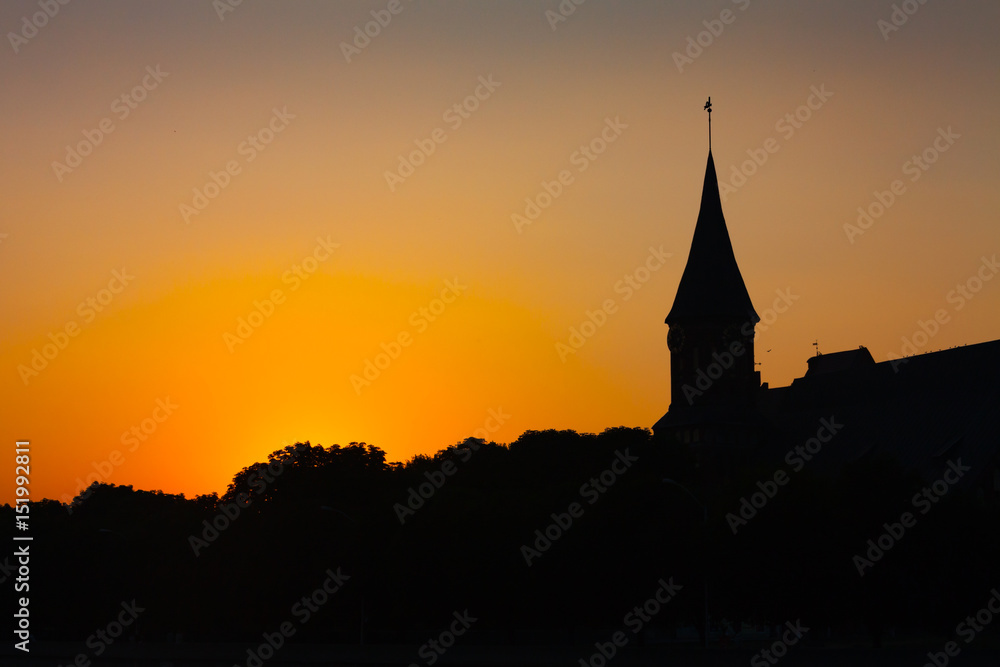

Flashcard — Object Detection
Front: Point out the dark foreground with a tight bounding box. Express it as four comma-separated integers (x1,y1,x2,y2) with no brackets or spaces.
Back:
5,642,999,666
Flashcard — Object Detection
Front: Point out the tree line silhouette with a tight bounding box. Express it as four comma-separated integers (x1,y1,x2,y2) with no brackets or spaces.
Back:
7,427,999,647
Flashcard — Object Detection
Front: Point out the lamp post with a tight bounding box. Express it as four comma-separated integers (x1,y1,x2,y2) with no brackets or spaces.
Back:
662,478,709,649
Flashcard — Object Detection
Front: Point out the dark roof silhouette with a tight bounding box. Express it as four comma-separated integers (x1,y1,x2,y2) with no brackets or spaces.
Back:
757,339,1000,486
665,151,759,326
657,145,1000,497
803,346,876,377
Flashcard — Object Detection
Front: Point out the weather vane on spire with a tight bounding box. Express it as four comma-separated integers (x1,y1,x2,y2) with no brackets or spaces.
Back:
704,96,712,151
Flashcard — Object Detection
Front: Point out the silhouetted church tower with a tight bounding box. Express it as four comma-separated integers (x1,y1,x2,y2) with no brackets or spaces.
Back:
653,101,1000,494
662,99,760,416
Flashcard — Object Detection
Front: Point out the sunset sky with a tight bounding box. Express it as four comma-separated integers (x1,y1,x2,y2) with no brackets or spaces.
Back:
2,0,998,505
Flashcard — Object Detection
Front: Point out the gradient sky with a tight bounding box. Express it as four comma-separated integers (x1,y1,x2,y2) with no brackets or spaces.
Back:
3,0,998,505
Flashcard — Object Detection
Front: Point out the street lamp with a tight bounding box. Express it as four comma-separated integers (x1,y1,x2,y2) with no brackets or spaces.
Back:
662,478,709,649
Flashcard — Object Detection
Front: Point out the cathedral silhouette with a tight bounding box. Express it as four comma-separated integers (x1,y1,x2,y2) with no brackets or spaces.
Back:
654,110,1000,495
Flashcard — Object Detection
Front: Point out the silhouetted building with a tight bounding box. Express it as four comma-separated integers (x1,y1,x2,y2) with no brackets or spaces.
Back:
664,151,760,410
654,147,1000,500
654,150,766,456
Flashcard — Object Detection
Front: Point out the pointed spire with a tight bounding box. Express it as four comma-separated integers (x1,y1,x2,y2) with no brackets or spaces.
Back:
665,151,759,326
